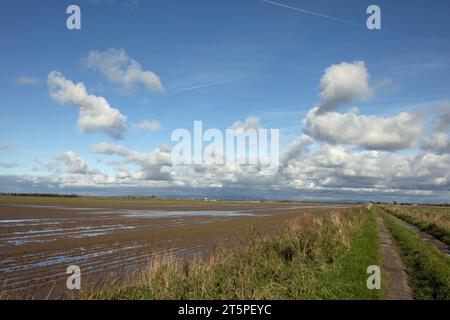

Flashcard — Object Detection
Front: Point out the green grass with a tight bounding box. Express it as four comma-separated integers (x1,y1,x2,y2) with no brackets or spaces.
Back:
382,206,450,246
89,207,382,300
378,207,450,300
315,208,381,299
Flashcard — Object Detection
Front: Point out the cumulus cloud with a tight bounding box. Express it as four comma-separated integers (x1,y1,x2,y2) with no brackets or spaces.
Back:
134,120,161,132
91,142,172,180
422,101,450,153
282,144,450,192
304,107,423,151
433,101,450,131
318,61,372,113
7,60,448,202
12,76,39,86
0,142,8,150
281,134,313,165
47,71,127,139
86,142,450,197
421,101,450,153
301,60,420,151
230,116,261,131
56,151,89,174
422,132,450,154
6,140,450,202
84,49,164,93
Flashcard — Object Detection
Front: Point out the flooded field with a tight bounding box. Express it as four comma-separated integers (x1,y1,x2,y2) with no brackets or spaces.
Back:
0,197,351,298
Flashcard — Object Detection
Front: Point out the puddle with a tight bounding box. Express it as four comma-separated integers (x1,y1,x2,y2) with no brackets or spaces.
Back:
119,210,265,218
0,244,146,273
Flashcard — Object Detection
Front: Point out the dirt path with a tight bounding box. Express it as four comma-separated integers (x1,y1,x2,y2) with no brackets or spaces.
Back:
376,216,413,300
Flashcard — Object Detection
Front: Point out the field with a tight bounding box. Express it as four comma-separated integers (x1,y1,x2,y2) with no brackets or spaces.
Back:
1,196,449,300
0,196,352,299
90,206,380,300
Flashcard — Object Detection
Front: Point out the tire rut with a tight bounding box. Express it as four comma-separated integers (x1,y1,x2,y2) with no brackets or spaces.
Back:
376,215,413,300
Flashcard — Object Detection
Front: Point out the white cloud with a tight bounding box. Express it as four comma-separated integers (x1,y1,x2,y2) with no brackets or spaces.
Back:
47,71,127,139
7,60,449,202
115,169,131,179
230,116,261,131
422,132,450,154
7,140,450,202
421,101,450,153
12,76,39,86
91,142,172,180
304,107,423,151
0,142,8,150
282,144,450,192
134,120,161,132
318,61,372,113
85,49,164,93
56,151,89,174
281,134,313,165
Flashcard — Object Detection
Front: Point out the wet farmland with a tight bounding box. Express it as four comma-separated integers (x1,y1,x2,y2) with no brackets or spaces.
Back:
0,198,350,298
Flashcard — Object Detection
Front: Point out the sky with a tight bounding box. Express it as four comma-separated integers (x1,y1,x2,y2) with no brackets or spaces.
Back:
1,0,450,202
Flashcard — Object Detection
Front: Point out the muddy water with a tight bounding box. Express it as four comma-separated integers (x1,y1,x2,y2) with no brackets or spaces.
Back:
0,202,350,298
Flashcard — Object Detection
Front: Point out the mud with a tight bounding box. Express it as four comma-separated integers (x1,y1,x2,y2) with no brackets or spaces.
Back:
0,198,350,299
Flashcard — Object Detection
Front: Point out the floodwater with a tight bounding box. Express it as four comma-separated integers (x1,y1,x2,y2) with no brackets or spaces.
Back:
0,201,351,298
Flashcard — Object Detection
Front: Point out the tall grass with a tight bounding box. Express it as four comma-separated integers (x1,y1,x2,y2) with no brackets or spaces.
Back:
87,207,381,300
383,205,450,245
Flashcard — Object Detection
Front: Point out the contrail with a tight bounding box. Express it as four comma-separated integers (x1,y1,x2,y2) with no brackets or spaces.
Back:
170,78,243,94
260,0,364,28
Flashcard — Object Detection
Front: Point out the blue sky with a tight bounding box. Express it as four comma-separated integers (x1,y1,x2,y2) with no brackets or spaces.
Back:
1,0,450,202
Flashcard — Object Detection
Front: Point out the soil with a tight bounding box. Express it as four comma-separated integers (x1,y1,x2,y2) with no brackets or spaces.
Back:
0,198,350,299
376,216,413,300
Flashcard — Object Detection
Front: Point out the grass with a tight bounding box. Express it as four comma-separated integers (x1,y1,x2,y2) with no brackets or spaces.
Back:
315,207,381,299
378,207,450,300
382,205,450,245
86,206,382,300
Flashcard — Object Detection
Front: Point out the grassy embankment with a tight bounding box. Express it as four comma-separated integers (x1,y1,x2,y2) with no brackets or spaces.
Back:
382,205,450,245
87,207,381,300
377,207,450,300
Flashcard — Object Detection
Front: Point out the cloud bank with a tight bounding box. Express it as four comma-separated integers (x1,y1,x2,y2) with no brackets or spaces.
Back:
5,60,448,203
304,107,423,151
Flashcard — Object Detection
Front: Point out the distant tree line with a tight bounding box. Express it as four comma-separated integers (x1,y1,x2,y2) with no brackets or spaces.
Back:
0,192,79,198
372,201,450,207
